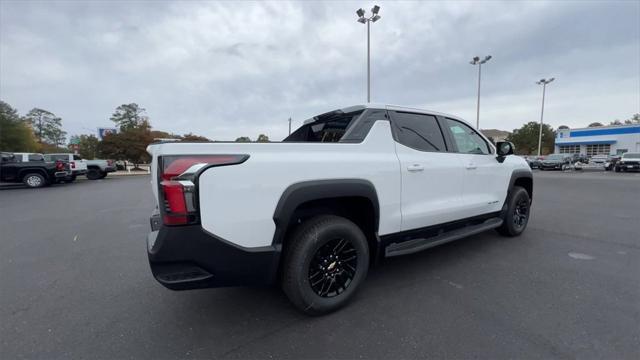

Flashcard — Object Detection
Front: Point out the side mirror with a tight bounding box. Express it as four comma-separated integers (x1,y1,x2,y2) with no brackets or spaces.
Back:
496,141,514,163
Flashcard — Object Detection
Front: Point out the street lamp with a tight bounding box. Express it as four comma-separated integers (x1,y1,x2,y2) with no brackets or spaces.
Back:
469,55,492,129
536,77,555,156
356,5,381,103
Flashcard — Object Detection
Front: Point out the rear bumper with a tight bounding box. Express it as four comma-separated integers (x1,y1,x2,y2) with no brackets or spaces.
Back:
72,169,87,175
105,166,117,173
147,221,281,290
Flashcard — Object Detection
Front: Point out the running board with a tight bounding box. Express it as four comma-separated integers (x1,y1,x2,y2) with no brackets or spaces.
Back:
385,217,503,257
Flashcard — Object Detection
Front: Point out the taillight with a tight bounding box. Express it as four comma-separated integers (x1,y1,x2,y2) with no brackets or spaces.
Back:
158,154,247,226
107,159,114,166
71,161,76,169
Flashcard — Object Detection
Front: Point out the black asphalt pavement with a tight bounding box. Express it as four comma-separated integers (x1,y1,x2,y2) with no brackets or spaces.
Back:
1,172,639,359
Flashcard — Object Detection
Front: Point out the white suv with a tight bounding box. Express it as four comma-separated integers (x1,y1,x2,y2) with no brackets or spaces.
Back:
145,104,533,314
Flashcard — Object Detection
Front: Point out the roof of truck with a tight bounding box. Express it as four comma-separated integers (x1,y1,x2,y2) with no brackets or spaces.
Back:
336,104,470,126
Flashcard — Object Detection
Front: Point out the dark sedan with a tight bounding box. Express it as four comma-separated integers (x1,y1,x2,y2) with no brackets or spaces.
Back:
539,154,572,171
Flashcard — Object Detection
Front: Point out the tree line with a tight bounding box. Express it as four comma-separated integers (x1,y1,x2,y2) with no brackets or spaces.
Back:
1,100,271,165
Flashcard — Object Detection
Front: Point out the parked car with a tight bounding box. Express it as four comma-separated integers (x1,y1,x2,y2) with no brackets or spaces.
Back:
570,153,588,164
0,152,70,188
539,154,572,170
605,155,621,171
43,153,88,182
614,152,640,172
11,152,46,162
144,104,533,315
528,156,544,169
85,159,117,180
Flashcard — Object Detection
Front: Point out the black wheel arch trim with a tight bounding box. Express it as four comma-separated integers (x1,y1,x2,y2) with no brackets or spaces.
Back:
271,179,380,246
505,169,533,209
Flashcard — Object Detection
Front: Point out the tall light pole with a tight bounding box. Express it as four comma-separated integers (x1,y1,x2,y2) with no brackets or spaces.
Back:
356,5,381,103
288,117,292,135
469,55,492,129
536,77,555,156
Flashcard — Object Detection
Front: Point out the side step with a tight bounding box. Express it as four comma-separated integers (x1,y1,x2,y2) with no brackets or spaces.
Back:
385,217,503,257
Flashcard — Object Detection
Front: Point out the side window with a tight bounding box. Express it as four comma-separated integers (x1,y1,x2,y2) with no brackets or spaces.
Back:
445,118,490,155
28,154,44,161
73,155,83,160
390,111,446,152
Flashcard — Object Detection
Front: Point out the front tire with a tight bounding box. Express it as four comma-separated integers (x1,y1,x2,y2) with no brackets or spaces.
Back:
282,215,369,316
497,186,531,237
23,173,46,188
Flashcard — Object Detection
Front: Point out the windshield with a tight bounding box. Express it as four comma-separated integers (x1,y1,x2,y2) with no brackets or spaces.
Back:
546,154,565,160
622,153,640,158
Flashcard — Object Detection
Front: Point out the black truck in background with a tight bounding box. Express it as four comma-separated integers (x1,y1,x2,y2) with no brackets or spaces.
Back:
0,152,70,188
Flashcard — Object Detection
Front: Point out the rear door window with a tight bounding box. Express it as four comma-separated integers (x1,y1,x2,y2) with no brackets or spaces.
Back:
389,111,446,152
44,154,67,162
28,154,44,161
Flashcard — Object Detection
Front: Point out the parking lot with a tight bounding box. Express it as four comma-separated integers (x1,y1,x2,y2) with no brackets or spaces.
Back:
1,171,639,359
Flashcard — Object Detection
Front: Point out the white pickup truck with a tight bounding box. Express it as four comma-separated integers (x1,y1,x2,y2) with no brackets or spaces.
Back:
146,104,533,315
43,153,88,182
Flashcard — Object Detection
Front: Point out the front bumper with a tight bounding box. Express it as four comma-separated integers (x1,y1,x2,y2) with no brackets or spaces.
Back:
619,163,640,170
147,220,281,290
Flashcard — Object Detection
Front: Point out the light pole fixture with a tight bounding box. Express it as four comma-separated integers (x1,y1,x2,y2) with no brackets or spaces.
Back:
469,55,492,129
356,5,381,103
536,77,555,156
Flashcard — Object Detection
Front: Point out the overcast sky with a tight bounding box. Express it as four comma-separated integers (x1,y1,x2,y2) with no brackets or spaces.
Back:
1,0,638,141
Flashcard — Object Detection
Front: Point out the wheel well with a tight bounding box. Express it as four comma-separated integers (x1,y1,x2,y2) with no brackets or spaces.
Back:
280,196,379,264
514,177,533,200
87,165,100,170
19,169,46,180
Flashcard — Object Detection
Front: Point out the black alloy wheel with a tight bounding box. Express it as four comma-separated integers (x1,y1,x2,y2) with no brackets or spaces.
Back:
308,237,358,298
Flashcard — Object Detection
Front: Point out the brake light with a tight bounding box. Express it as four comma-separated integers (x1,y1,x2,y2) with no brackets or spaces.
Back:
158,154,248,226
71,161,76,169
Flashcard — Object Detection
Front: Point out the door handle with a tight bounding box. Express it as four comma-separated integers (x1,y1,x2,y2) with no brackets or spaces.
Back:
407,164,424,172
466,163,477,170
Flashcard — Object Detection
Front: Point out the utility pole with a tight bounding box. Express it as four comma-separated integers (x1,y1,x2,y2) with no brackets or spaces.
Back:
469,55,492,129
536,78,555,156
356,5,381,103
288,117,292,135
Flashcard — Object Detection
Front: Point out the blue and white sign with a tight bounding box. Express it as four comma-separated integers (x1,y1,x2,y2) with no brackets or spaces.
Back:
98,127,118,140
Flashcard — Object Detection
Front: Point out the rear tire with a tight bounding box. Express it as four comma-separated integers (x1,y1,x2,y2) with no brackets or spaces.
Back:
497,186,531,237
86,168,103,180
282,215,369,316
23,173,46,188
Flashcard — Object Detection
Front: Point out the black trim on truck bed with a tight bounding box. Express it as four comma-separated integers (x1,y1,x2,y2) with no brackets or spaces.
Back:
147,221,281,290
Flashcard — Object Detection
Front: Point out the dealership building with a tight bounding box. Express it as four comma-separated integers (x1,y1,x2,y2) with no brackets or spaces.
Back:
554,124,640,156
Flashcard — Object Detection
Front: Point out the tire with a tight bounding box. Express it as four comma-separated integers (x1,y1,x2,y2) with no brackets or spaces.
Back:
282,215,369,316
86,168,103,180
23,173,46,188
497,186,531,237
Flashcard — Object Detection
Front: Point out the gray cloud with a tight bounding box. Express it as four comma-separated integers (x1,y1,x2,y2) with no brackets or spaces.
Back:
1,0,638,140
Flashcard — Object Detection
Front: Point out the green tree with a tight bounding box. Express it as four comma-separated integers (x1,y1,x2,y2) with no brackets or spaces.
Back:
98,125,152,168
77,134,100,159
588,122,603,127
506,122,556,155
110,103,147,131
181,133,210,142
25,108,66,145
0,100,38,151
256,134,269,142
235,136,251,142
